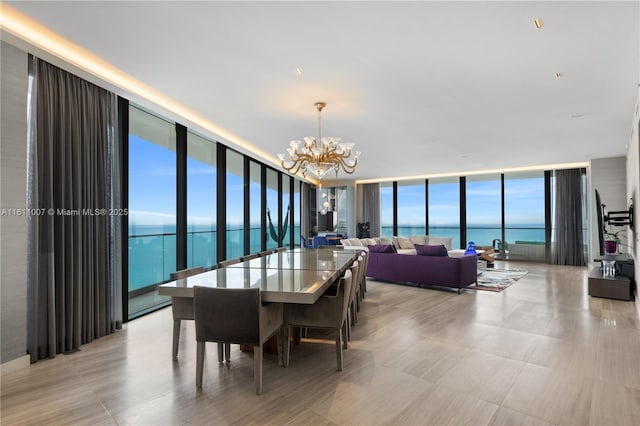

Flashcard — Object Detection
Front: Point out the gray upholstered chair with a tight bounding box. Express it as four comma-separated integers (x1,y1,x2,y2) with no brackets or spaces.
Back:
282,268,353,371
169,266,205,360
350,257,363,322
355,251,368,310
359,248,369,299
193,286,283,394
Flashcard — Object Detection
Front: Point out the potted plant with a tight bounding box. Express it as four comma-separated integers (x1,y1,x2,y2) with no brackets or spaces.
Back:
604,227,622,254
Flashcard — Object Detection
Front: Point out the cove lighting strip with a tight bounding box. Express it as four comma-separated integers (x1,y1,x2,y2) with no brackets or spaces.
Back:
0,4,288,178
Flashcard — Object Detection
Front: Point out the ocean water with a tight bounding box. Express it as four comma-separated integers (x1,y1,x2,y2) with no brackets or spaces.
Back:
382,224,544,249
129,223,542,292
129,225,300,291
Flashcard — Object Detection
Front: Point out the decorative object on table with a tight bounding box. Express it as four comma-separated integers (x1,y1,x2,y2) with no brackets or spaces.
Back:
357,222,370,238
278,102,360,180
601,259,616,277
468,268,528,292
479,247,496,268
464,241,477,256
604,226,621,254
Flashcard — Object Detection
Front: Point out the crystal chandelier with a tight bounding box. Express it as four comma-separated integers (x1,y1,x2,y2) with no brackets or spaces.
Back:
278,102,360,180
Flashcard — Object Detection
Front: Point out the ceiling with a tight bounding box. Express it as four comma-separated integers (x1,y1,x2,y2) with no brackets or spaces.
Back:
3,1,639,182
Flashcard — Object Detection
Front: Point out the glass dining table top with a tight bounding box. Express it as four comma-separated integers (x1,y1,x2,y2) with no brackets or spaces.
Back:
158,248,359,304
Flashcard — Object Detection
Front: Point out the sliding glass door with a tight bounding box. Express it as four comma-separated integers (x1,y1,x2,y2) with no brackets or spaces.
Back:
187,132,216,269
128,106,175,316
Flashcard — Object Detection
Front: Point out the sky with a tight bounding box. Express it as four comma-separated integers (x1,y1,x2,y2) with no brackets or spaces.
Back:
130,135,545,235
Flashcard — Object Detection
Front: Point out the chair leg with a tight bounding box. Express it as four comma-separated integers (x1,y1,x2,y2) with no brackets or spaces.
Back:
342,320,349,350
196,341,205,388
217,343,224,364
253,344,263,395
225,343,231,364
276,328,283,367
283,325,291,367
172,319,181,360
336,329,343,371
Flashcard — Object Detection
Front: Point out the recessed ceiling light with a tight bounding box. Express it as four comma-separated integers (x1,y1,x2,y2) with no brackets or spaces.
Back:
534,18,543,29
555,72,562,79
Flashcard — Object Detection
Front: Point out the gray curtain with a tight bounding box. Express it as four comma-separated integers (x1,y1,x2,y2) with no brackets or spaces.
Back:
362,183,380,237
26,56,122,362
550,168,588,266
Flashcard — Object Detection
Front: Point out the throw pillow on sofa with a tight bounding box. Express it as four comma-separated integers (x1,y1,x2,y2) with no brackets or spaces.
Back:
426,236,453,251
368,244,397,253
393,236,415,250
415,244,448,257
409,235,427,246
347,238,364,247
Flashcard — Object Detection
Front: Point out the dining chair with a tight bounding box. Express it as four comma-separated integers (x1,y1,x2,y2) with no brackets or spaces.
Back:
312,236,329,248
193,286,283,394
356,251,368,309
169,266,205,360
282,268,353,371
344,258,361,344
359,248,369,299
300,235,313,248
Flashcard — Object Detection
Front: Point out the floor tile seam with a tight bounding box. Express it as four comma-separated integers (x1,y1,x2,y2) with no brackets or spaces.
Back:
590,376,640,394
471,334,539,363
414,332,477,353
498,362,578,426
417,376,504,418
310,367,432,426
430,348,528,403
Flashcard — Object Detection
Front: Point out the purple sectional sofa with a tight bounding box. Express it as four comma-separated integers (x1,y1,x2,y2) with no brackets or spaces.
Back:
366,251,478,293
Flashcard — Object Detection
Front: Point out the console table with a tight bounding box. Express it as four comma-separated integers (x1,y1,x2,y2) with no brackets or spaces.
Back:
588,253,635,301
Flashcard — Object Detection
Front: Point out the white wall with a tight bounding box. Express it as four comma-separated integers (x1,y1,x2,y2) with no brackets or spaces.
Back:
589,156,628,262
1,41,29,365
626,89,640,280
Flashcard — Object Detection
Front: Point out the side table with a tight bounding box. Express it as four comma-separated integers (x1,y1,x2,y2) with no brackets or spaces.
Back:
588,268,635,301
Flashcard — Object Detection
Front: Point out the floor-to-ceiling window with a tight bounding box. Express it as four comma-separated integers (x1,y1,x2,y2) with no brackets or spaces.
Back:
380,182,394,238
428,177,460,249
466,174,502,246
397,179,426,237
249,161,262,253
293,179,301,246
128,106,175,316
266,168,279,249
282,175,291,247
334,186,348,236
504,171,545,257
226,149,244,259
124,104,310,319
186,131,216,269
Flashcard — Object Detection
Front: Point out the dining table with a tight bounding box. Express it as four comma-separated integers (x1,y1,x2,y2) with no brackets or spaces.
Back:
158,247,358,304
